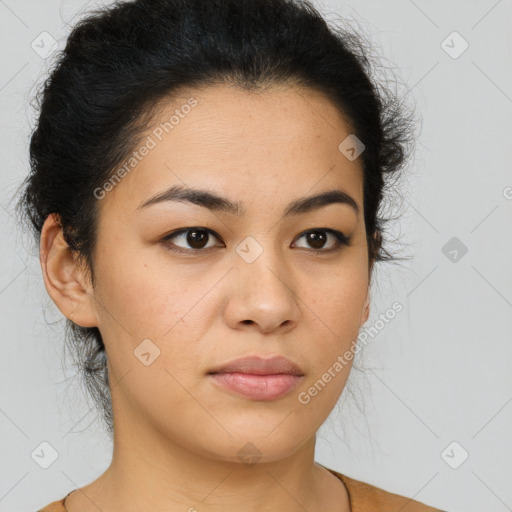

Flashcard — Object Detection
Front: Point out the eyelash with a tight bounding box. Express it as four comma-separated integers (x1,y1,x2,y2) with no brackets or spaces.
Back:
161,227,351,255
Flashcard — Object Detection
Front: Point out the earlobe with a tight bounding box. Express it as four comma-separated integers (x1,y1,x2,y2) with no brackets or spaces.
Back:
39,214,99,328
361,294,370,326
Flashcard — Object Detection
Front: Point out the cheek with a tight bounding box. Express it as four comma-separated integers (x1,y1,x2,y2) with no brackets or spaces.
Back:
97,257,210,420
305,262,368,337
93,238,213,339
92,251,221,414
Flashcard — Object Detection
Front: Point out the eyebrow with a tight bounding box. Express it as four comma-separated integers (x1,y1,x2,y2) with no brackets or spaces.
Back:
137,184,359,218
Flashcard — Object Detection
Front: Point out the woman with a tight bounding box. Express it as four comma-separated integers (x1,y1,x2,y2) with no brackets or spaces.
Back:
17,0,445,510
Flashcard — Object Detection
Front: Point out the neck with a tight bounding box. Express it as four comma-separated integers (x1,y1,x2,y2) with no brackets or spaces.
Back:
65,411,350,512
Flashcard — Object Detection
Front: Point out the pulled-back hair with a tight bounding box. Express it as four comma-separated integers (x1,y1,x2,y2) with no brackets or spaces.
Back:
16,0,416,437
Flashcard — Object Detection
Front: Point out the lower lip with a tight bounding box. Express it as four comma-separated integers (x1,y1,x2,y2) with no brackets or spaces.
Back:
209,372,303,400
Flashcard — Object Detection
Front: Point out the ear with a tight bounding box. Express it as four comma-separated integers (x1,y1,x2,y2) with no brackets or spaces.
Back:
360,289,370,327
361,231,379,326
39,213,99,328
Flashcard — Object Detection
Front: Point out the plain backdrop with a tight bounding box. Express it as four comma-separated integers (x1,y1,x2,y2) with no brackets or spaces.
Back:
0,1,511,511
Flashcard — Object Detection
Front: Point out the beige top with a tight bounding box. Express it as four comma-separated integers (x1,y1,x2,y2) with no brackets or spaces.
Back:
36,466,445,512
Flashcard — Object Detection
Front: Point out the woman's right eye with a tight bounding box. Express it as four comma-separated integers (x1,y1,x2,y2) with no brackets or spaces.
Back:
161,227,223,253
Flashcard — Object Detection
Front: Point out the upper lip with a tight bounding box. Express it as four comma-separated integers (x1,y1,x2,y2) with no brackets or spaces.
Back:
208,355,304,376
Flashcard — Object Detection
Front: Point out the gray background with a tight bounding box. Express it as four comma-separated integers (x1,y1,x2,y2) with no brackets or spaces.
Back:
1,1,511,511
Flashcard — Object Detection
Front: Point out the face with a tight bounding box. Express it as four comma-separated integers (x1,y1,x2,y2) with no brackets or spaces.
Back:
45,83,371,465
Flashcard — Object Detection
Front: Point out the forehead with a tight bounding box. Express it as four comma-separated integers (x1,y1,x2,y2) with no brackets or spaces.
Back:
99,83,364,218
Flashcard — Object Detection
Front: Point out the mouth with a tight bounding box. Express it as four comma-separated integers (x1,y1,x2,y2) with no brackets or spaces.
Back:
207,354,305,401
208,354,304,376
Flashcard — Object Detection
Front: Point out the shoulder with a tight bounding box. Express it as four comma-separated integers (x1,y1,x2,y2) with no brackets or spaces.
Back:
36,497,67,512
326,467,446,512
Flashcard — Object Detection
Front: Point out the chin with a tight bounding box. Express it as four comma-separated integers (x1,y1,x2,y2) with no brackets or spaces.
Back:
195,427,312,467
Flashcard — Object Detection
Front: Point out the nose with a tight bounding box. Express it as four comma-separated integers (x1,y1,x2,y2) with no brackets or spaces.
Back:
223,245,301,334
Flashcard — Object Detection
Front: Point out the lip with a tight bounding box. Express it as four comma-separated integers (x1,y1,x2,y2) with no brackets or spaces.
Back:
208,355,304,376
207,355,305,401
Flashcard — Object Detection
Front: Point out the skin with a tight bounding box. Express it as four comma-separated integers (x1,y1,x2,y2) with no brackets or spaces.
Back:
40,83,374,512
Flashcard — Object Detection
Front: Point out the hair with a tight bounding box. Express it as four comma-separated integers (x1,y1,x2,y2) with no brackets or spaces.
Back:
15,0,417,438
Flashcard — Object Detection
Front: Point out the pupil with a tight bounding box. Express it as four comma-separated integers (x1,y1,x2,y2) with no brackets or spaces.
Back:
308,231,326,249
188,229,208,249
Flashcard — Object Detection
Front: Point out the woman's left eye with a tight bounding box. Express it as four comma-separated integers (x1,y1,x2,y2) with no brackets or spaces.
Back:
293,229,351,252
161,227,351,254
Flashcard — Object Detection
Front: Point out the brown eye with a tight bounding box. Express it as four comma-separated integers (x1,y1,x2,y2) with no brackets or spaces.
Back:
305,231,327,250
162,227,223,252
293,229,350,252
184,228,210,249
